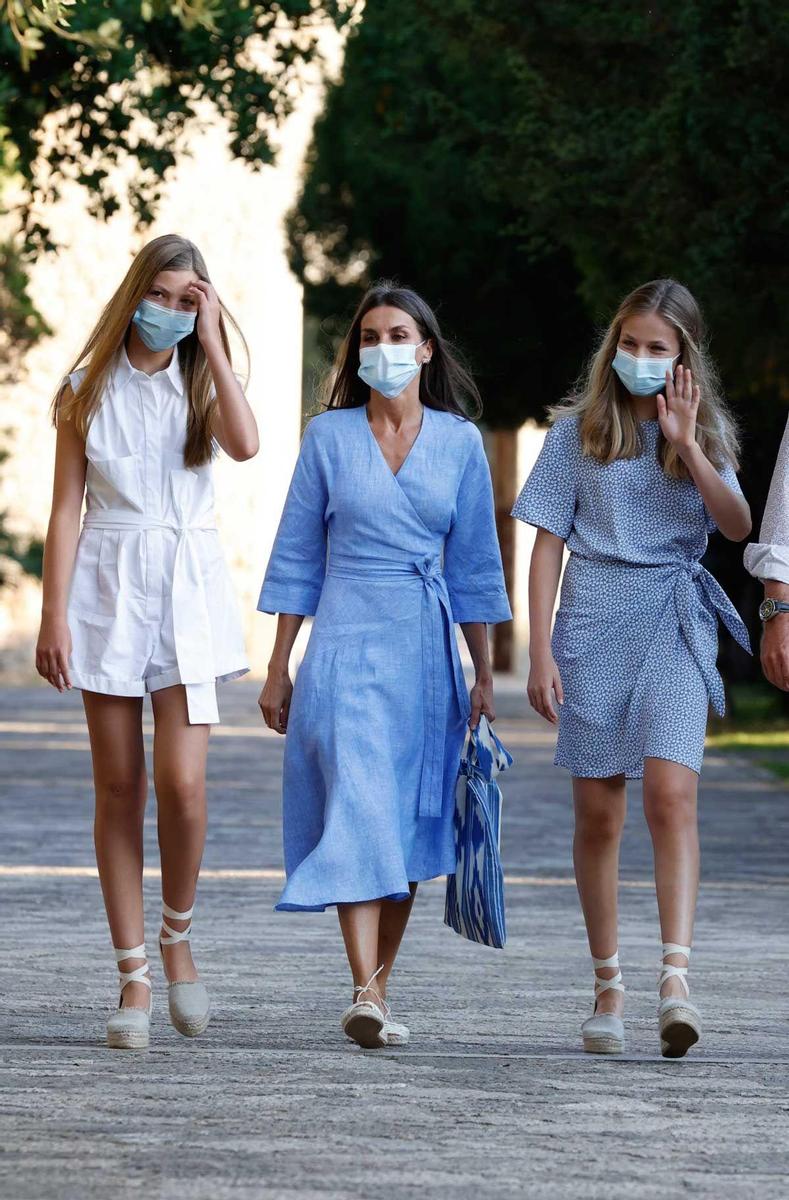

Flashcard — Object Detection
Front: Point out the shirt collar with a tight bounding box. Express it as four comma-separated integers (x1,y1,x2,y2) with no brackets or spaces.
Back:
113,345,185,396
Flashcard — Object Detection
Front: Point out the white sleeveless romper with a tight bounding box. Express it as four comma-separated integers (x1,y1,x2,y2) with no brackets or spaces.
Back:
66,348,249,723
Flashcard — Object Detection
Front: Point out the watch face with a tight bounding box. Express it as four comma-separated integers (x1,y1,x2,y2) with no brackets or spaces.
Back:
760,598,777,621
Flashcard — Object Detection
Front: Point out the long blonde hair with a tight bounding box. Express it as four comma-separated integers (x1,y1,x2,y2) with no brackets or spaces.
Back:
55,234,248,467
549,279,741,479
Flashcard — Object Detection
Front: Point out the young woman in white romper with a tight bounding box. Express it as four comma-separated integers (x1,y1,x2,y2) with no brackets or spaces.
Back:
36,234,258,1048
513,279,751,1058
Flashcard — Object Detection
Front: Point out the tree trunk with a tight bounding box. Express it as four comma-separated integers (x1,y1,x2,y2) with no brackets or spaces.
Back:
491,427,518,673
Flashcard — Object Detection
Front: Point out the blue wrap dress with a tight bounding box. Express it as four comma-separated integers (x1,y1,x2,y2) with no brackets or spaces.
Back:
512,416,751,779
258,404,512,911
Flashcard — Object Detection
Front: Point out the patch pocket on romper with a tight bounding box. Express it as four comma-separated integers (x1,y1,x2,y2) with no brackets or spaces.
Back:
89,452,145,512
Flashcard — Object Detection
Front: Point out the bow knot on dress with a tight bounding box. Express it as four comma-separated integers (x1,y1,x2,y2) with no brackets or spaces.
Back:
512,416,750,779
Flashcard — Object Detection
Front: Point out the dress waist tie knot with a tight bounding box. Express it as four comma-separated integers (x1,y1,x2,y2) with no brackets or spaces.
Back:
326,552,469,818
82,507,219,724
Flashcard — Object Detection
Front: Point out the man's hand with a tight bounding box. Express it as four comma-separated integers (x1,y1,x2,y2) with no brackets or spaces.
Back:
761,584,789,690
761,617,789,691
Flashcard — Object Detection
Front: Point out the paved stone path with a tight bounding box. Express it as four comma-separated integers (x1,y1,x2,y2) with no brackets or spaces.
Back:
1,680,788,1199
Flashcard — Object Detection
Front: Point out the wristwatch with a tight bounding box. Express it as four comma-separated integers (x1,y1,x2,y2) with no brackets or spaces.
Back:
759,598,789,621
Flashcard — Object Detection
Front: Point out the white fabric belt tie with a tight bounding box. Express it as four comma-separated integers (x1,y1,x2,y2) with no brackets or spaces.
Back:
83,508,219,723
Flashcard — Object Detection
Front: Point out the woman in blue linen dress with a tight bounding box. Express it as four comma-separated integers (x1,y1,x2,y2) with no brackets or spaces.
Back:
512,279,751,1060
258,282,511,1048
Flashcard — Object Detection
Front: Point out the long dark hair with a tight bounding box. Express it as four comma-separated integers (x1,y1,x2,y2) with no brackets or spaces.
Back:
324,281,482,419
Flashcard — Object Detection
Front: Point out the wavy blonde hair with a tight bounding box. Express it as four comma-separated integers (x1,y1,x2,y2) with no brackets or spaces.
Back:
54,233,248,467
549,278,741,479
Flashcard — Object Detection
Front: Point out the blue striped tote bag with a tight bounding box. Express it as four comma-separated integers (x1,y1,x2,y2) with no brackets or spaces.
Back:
444,715,513,948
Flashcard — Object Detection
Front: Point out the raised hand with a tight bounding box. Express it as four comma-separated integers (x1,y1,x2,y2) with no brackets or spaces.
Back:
657,363,700,452
188,279,222,350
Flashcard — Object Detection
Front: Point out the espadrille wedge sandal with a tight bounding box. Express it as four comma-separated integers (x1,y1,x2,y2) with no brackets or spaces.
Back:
159,901,211,1038
106,943,152,1050
658,943,701,1058
581,951,625,1055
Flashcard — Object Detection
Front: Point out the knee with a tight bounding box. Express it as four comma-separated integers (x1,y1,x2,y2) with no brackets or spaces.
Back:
156,773,204,823
95,776,146,820
644,788,696,833
575,802,624,844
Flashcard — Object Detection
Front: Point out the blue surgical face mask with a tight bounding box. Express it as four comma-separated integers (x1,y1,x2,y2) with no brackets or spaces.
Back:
358,340,427,400
132,298,196,352
612,346,680,397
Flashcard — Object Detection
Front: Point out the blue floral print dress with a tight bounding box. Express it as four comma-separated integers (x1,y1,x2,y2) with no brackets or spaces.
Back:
259,405,511,911
512,415,750,779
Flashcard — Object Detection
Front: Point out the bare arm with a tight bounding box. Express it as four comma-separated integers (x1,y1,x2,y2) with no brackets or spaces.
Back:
190,279,259,462
459,622,494,729
658,364,751,541
679,443,752,541
258,613,305,733
36,402,87,691
527,528,565,725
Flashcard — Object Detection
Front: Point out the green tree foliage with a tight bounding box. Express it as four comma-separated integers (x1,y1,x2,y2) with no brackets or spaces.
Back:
288,1,592,428
291,0,788,422
0,442,43,583
0,0,352,350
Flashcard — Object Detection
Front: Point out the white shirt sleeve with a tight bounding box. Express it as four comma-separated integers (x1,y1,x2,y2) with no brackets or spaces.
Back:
744,414,789,584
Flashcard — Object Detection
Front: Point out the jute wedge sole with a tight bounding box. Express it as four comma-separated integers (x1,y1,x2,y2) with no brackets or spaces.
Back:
659,1003,701,1059
170,1015,211,1038
582,1031,625,1055
658,943,700,1059
106,1009,151,1050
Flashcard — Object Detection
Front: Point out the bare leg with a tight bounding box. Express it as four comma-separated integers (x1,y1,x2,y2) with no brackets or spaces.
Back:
151,685,210,984
573,774,628,1015
83,691,148,1008
337,900,384,1003
643,757,699,997
376,883,418,1003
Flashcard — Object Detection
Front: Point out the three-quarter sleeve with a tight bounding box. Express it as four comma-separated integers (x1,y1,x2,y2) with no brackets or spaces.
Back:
443,429,512,625
258,420,329,616
511,416,579,539
744,414,789,583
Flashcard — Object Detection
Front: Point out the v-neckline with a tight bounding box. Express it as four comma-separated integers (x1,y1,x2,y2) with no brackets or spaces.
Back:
364,403,427,479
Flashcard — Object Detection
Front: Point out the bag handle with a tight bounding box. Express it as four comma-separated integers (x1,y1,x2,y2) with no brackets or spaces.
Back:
464,714,513,779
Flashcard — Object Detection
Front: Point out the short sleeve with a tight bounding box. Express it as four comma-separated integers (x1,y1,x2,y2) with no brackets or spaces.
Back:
443,430,512,625
511,416,579,540
705,457,744,534
257,420,329,616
